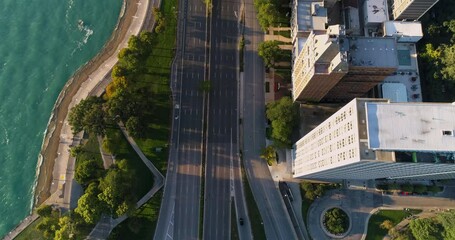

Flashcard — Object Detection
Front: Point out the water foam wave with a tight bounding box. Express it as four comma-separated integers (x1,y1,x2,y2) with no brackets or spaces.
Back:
1,125,9,145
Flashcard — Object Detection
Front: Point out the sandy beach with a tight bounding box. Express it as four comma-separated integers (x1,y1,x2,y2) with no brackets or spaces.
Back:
33,0,149,206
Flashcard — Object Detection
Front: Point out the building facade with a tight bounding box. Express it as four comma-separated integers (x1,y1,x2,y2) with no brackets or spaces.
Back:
291,0,429,103
293,98,455,180
392,0,439,20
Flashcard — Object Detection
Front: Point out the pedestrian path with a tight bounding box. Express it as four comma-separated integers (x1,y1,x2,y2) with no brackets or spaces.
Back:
86,121,164,239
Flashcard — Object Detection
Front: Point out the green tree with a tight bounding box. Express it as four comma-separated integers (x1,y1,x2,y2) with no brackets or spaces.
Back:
258,40,280,68
127,35,144,56
68,96,103,134
409,218,441,240
254,0,279,31
413,184,427,194
69,145,83,158
106,90,143,120
54,216,72,240
380,220,393,230
153,7,166,33
260,145,277,165
112,65,126,79
75,183,104,224
303,182,316,200
36,216,59,239
75,159,102,185
438,211,455,239
126,116,144,138
440,44,455,80
36,204,53,217
266,97,299,147
68,97,106,135
428,185,441,193
82,103,106,136
324,208,349,234
401,183,414,193
139,31,154,48
389,182,400,191
98,166,136,217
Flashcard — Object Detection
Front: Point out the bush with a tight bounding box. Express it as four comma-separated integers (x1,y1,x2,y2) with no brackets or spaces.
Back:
323,208,349,235
36,205,53,217
401,183,414,193
428,185,442,193
413,184,427,194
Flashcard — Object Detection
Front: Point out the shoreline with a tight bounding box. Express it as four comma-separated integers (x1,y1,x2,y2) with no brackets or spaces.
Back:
33,0,139,206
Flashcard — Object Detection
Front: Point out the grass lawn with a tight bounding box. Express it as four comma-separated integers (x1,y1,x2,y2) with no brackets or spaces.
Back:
366,210,421,240
276,30,291,38
130,0,176,176
242,168,266,239
105,127,154,198
109,190,163,239
75,133,104,171
107,0,177,237
15,217,47,240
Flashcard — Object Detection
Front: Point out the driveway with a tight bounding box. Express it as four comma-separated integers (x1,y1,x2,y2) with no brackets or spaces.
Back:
308,189,382,240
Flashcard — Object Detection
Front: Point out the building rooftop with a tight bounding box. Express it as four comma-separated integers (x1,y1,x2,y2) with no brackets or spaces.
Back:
348,37,398,67
364,0,388,24
366,102,455,152
382,83,407,102
383,21,423,42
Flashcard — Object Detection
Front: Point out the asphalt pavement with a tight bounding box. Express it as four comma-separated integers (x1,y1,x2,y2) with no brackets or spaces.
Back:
241,0,299,239
154,0,207,238
202,0,251,238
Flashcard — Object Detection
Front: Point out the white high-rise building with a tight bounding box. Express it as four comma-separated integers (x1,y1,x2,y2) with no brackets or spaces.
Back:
293,98,455,180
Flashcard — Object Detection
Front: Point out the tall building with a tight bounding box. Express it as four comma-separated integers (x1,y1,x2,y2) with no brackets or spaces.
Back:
291,0,426,103
292,25,349,102
392,0,439,20
292,98,455,180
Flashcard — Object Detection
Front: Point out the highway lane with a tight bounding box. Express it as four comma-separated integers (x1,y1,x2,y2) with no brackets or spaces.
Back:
241,0,299,239
203,0,244,238
154,0,207,238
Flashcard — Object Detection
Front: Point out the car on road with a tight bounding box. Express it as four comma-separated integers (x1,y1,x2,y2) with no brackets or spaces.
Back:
239,218,244,226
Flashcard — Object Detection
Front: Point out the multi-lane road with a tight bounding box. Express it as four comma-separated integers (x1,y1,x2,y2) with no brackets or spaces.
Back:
203,0,252,239
153,0,206,237
155,0,298,238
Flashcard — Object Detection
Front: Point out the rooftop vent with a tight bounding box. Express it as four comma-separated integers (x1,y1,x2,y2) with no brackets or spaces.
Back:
442,130,455,136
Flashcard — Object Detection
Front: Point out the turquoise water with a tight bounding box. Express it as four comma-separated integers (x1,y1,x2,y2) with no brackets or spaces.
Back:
0,0,122,236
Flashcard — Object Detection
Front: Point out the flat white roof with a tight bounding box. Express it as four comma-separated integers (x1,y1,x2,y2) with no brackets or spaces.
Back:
366,102,455,152
382,83,408,102
364,0,388,23
384,21,423,37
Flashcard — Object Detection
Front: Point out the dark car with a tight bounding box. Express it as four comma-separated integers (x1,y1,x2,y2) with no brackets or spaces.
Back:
239,218,244,226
